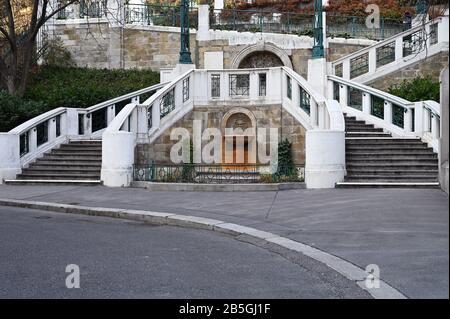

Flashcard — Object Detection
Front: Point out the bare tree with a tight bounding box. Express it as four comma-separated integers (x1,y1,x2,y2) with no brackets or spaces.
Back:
0,0,79,97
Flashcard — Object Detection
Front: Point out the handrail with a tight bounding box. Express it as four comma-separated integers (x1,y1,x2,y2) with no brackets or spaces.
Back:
9,107,67,135
85,82,167,113
331,16,444,66
282,66,326,104
328,75,413,108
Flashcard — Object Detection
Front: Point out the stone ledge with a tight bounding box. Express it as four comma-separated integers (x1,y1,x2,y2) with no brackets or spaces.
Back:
130,181,306,192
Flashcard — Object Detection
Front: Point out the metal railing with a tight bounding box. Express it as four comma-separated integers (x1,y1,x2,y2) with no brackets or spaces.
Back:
210,9,403,40
133,164,305,184
125,4,198,28
328,75,441,152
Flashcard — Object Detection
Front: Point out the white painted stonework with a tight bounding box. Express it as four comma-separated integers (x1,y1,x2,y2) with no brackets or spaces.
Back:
204,51,224,69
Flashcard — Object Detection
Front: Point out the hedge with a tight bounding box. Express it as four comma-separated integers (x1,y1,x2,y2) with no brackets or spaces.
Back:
388,76,440,103
0,66,160,132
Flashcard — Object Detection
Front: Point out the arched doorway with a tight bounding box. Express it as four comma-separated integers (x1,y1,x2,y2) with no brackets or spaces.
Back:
238,51,284,68
221,109,257,165
231,42,293,69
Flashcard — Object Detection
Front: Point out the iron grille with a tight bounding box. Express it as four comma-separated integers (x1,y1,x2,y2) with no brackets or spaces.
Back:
20,132,29,157
259,73,267,96
229,74,250,96
182,77,190,102
392,104,404,128
299,86,311,115
333,82,340,102
286,76,292,99
211,74,221,98
376,41,396,68
56,115,61,137
350,53,369,79
371,95,384,119
348,87,363,110
147,105,153,129
160,88,175,118
430,23,438,45
91,108,107,132
403,30,424,57
335,63,343,77
36,121,48,147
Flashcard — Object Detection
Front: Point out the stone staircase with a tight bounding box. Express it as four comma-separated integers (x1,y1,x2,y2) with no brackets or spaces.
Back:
336,115,440,188
5,140,102,185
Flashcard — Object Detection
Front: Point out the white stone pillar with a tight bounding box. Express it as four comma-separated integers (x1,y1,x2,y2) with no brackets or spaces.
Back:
413,102,424,136
362,92,371,115
214,0,224,10
384,101,393,125
197,4,210,41
49,117,57,141
368,47,377,74
342,59,351,80
395,37,403,61
152,98,161,130
439,66,449,193
107,105,116,125
65,108,79,137
305,130,345,188
0,134,21,183
101,131,136,187
404,108,412,133
339,84,348,107
307,58,327,96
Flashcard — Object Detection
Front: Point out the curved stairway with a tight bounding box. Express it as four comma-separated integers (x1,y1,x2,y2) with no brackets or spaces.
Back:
5,140,102,185
336,115,440,188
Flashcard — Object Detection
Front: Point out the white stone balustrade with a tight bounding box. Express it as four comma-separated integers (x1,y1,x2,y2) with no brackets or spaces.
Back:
328,75,441,153
332,14,449,83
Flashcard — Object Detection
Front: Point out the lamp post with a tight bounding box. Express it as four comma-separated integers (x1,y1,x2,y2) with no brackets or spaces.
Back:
312,0,324,59
179,0,193,64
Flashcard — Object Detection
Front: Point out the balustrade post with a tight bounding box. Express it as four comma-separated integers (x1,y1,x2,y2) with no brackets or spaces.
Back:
362,92,371,115
431,114,440,139
384,101,393,125
310,100,318,127
342,59,350,80
318,103,326,129
395,36,403,61
404,108,412,133
29,128,37,153
107,105,116,125
49,117,57,141
413,102,424,136
368,47,377,74
249,72,258,100
152,98,161,130
339,84,348,107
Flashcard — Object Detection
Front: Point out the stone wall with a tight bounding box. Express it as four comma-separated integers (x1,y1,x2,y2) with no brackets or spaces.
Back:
53,22,371,78
367,51,449,91
135,106,306,165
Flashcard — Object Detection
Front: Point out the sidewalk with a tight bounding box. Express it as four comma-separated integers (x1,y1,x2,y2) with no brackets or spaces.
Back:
0,185,448,298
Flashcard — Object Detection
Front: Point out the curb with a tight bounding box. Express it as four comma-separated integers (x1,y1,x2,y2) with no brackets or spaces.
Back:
0,198,406,299
130,181,306,192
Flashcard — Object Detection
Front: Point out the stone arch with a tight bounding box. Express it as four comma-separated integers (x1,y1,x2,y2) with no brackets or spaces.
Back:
231,43,293,69
221,108,257,135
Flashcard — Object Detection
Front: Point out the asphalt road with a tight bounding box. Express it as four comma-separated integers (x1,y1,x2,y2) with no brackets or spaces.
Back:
0,206,369,299
1,185,447,298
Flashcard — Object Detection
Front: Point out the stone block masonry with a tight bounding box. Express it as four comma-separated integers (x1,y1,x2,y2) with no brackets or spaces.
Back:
135,106,306,165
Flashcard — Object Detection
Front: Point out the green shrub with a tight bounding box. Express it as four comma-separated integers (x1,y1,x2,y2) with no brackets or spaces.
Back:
24,66,160,110
1,66,160,132
0,91,48,132
388,76,440,102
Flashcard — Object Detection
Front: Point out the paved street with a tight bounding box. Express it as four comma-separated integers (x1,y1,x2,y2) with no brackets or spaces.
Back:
0,185,448,298
0,206,369,298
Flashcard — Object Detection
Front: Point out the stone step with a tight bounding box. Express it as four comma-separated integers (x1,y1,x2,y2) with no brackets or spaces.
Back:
346,153,437,159
346,148,435,155
347,161,438,167
68,140,102,144
346,170,438,176
57,146,102,151
17,173,101,180
345,175,438,181
43,154,102,160
33,160,102,166
23,166,101,173
336,182,440,189
345,132,391,137
346,139,424,145
346,158,438,164
345,127,385,132
346,145,432,150
4,179,102,186
50,150,102,156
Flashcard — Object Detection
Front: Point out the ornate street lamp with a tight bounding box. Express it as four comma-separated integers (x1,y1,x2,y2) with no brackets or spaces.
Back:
179,0,193,64
312,0,324,59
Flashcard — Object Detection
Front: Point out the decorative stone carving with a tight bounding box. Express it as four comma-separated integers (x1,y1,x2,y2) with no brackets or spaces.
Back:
238,51,284,68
